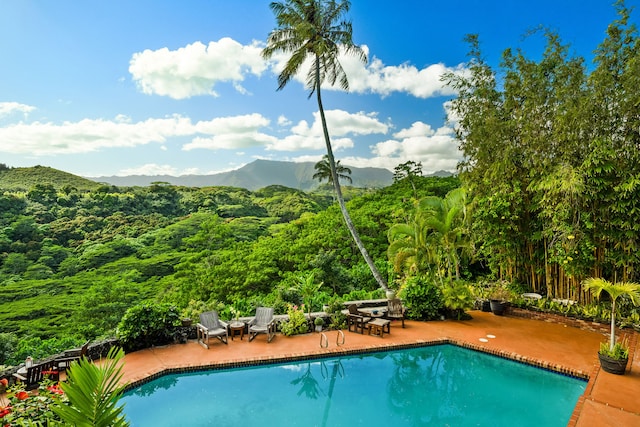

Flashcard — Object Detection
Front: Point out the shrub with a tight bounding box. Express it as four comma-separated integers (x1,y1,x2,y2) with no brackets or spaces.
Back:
1,377,66,425
442,280,475,320
400,274,444,320
280,305,308,336
325,296,347,330
0,333,18,365
117,302,181,352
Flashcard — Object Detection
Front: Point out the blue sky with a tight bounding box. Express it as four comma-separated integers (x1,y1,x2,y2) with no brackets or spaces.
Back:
0,0,637,177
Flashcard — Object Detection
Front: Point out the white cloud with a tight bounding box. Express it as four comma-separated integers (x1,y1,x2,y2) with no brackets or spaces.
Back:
267,109,388,151
359,120,462,173
0,102,36,118
0,115,193,155
118,163,180,176
0,113,276,156
185,113,276,150
129,38,267,99
129,38,467,100
277,115,292,127
269,44,467,98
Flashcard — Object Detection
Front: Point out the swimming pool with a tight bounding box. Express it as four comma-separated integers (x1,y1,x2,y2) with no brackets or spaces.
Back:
121,344,586,426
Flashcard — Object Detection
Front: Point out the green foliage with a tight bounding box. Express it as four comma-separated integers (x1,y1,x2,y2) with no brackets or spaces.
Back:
599,340,629,360
0,165,461,365
280,305,308,336
443,5,640,300
54,347,129,427
73,280,141,339
116,302,181,352
400,275,444,320
0,165,101,192
442,280,475,319
8,336,83,367
2,378,66,425
296,272,322,315
324,296,347,330
583,277,640,353
0,332,18,365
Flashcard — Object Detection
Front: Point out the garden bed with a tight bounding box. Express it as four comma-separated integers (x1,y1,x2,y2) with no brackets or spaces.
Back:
508,306,613,335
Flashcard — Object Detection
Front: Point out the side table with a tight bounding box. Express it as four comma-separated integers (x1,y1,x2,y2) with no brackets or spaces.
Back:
229,321,245,341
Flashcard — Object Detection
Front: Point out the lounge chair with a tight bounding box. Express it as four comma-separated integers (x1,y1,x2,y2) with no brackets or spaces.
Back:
13,359,60,390
197,311,228,349
248,307,276,343
386,298,406,328
56,340,90,371
347,304,371,334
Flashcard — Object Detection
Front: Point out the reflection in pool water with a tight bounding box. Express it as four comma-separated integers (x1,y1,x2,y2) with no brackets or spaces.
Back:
121,344,586,426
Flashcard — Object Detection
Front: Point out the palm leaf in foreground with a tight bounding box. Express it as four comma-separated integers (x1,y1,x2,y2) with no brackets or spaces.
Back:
53,347,129,427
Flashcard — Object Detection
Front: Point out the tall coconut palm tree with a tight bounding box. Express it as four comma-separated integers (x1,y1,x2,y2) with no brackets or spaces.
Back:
263,0,388,291
313,154,352,185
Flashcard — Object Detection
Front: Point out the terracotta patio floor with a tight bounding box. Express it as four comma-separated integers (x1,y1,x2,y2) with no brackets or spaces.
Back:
116,311,639,426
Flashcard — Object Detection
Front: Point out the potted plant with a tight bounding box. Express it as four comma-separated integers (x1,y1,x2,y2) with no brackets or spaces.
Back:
314,317,324,332
583,277,640,375
489,284,511,316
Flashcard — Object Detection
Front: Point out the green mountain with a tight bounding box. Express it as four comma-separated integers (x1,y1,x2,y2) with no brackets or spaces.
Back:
0,165,101,191
91,159,394,190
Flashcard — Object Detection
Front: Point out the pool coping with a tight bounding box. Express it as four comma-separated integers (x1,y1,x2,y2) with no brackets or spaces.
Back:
122,336,590,393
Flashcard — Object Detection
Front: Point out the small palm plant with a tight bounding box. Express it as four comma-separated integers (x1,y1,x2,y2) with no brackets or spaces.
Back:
53,346,129,426
583,278,640,360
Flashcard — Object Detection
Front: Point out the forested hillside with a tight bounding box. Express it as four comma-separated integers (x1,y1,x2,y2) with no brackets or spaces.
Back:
0,168,459,345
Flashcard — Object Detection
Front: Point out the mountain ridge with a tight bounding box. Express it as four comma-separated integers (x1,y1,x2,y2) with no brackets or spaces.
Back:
90,159,396,190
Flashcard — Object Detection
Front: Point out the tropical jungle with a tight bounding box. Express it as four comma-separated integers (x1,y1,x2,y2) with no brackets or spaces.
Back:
1,1,640,375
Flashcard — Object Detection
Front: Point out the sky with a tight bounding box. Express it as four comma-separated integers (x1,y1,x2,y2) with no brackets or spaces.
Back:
0,0,638,178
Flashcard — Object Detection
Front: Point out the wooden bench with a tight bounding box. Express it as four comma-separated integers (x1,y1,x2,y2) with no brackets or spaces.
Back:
13,360,59,390
367,318,391,338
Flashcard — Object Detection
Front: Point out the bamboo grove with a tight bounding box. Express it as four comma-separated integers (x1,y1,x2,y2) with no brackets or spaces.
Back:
444,2,640,303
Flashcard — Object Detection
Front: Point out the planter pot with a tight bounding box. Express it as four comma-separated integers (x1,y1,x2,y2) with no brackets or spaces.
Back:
315,325,323,333
490,300,507,316
481,300,492,312
598,353,628,375
386,290,397,300
181,318,193,327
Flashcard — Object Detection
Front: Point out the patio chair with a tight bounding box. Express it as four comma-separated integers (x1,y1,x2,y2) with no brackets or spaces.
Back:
347,304,371,334
197,311,228,349
13,359,60,390
386,298,406,328
56,340,90,371
248,307,276,343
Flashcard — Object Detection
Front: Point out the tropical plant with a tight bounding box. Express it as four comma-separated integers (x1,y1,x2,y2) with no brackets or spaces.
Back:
393,161,423,199
263,0,389,292
297,271,323,315
399,274,444,320
582,277,640,358
53,346,129,426
1,377,65,425
116,302,181,352
313,154,352,185
441,280,475,320
280,305,309,336
388,188,471,281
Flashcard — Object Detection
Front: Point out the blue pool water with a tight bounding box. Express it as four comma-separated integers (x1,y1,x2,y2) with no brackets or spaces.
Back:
121,345,586,426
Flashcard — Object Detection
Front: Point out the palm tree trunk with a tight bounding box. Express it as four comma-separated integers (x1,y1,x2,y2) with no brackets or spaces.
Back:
314,60,388,291
610,300,616,351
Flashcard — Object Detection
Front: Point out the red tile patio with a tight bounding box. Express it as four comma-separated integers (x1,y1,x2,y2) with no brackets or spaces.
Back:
117,311,640,426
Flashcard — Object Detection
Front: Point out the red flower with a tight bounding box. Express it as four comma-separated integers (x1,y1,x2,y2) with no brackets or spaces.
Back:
16,391,29,400
0,379,8,387
0,406,11,418
47,385,64,395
